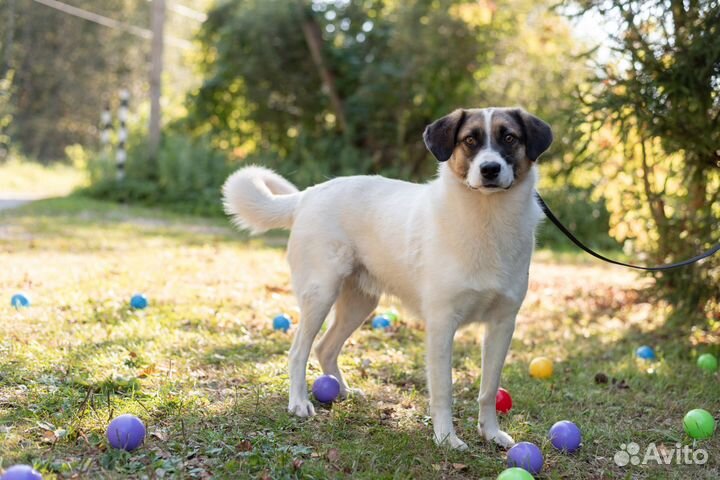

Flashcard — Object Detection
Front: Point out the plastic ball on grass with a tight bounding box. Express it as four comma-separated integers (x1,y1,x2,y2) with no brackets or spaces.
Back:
683,409,715,440
497,467,534,480
697,353,718,373
549,420,582,452
10,294,30,308
371,314,391,330
272,313,292,332
107,414,146,451
496,387,513,414
529,357,553,379
0,465,42,480
383,309,399,323
312,374,341,403
635,345,656,360
507,441,543,475
130,294,148,310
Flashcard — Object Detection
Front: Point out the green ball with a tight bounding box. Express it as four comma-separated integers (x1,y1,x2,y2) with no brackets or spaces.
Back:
683,409,716,440
497,467,534,480
384,310,399,323
697,353,718,373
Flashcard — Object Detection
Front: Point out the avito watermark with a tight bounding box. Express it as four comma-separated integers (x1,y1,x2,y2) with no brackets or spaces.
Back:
614,442,708,466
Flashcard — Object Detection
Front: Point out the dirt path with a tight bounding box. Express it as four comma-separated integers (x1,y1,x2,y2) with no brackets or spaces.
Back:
0,193,51,211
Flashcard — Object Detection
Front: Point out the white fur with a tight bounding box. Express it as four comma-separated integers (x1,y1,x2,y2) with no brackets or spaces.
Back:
222,166,300,234
223,156,543,450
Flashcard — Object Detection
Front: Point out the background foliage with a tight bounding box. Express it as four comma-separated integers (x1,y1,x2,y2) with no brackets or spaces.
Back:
1,0,718,311
565,0,719,308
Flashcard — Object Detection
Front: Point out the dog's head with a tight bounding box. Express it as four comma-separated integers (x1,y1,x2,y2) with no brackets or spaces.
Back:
423,108,552,193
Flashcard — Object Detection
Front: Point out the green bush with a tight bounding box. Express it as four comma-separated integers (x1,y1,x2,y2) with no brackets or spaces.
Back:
83,132,233,216
536,187,620,252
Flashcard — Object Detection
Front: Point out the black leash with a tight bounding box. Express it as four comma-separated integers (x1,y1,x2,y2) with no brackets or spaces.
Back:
535,192,720,271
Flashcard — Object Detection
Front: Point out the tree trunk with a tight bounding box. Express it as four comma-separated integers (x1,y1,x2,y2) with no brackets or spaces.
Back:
148,0,165,162
1,0,15,75
296,1,348,134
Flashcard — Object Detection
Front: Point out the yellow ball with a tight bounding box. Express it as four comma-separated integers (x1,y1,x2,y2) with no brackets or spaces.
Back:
529,357,553,379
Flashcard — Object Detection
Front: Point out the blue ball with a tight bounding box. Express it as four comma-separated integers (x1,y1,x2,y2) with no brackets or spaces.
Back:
312,374,341,403
273,314,292,332
371,315,391,330
507,441,543,475
130,294,148,310
1,465,42,480
10,294,30,308
549,420,582,452
636,345,656,360
107,414,146,451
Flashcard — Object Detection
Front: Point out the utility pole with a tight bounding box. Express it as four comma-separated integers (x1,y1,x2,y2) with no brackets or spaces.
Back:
148,0,165,162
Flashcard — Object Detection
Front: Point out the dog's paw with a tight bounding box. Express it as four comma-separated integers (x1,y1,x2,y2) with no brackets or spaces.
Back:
434,433,469,451
339,387,365,400
288,398,316,418
479,427,515,449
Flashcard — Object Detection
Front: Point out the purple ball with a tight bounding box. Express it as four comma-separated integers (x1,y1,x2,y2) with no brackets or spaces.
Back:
312,375,341,403
1,465,42,480
549,420,582,453
507,441,543,475
107,414,146,451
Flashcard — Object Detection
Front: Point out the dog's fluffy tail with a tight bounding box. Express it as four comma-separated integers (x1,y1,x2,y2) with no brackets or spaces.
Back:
222,166,301,234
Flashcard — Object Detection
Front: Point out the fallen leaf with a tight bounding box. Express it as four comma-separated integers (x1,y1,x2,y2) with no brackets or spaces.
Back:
265,285,290,294
327,448,340,463
237,440,253,452
150,428,168,441
292,459,304,470
452,463,467,470
138,365,157,378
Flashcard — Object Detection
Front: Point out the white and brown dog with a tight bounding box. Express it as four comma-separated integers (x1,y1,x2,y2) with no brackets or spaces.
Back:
223,107,552,450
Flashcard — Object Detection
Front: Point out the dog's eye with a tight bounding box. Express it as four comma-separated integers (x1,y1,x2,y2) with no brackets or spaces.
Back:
504,134,516,144
463,136,476,146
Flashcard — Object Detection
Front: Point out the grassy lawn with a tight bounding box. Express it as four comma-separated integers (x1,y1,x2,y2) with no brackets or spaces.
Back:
0,196,717,479
0,159,85,197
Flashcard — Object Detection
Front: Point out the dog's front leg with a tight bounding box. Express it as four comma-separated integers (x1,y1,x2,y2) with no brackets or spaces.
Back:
426,320,468,450
477,316,516,448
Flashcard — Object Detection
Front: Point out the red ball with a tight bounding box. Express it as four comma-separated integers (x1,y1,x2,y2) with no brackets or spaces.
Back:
496,387,513,414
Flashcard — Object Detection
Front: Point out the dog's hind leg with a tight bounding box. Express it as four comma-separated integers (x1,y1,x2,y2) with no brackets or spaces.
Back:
315,274,378,399
287,278,339,418
286,235,353,418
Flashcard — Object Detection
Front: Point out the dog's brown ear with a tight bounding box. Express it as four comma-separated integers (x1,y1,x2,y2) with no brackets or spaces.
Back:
423,109,466,162
512,109,553,161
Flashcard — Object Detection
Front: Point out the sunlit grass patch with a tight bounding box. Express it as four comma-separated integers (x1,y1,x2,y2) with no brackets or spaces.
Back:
0,197,717,479
0,159,85,197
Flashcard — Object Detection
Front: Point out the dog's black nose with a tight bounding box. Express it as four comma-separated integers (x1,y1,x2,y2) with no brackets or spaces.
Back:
480,162,501,179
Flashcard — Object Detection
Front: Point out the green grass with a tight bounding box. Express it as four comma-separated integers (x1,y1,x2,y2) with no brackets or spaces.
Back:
0,159,85,196
0,196,718,479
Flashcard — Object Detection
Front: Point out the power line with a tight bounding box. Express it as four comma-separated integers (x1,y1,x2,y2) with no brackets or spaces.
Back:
31,0,194,50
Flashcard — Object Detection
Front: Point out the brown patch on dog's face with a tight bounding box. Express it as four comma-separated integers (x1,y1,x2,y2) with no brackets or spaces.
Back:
490,109,533,182
447,110,486,180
